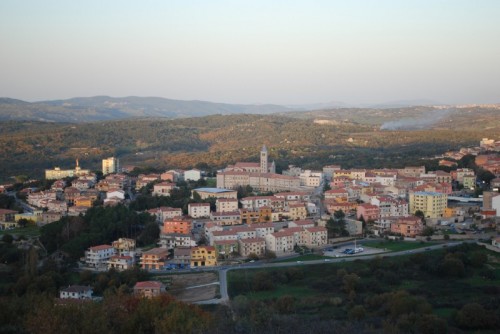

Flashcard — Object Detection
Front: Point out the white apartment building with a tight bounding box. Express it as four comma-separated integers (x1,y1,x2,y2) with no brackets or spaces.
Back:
85,245,116,268
60,285,93,300
188,203,211,218
184,169,202,181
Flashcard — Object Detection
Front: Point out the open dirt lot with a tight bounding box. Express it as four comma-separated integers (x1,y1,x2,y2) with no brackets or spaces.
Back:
159,272,219,303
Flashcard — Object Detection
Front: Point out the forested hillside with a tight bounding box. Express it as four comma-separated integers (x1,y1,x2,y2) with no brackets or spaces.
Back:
0,96,291,122
1,109,498,181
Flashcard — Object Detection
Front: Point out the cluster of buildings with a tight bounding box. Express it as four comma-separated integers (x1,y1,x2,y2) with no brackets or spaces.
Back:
59,280,167,301
319,165,466,237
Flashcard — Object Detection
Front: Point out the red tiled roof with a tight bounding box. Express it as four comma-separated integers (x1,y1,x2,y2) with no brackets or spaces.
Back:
134,281,164,289
89,245,113,251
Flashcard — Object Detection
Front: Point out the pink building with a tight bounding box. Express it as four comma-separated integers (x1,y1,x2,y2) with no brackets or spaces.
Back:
356,203,380,222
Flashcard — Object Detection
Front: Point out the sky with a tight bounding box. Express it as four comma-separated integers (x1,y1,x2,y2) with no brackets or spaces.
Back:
1,0,499,105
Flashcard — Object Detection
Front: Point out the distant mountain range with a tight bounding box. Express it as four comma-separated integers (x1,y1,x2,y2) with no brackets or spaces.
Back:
1,96,496,124
0,96,294,123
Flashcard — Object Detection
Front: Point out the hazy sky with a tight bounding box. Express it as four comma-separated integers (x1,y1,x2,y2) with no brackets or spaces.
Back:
1,0,499,105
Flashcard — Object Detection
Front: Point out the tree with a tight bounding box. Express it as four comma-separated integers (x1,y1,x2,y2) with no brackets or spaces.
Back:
421,226,434,237
263,250,276,261
247,253,259,261
2,233,14,244
455,303,498,330
414,210,425,220
17,218,32,228
137,222,160,246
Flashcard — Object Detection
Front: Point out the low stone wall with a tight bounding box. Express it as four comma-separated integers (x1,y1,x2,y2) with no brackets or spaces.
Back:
477,242,500,253
329,237,354,244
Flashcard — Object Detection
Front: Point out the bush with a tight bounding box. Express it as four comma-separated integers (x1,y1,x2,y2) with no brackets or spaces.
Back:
455,303,498,329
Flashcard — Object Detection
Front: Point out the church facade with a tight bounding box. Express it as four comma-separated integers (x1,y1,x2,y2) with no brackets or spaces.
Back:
216,145,300,192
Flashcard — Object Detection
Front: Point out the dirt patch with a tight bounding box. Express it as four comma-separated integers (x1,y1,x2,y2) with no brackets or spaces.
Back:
156,272,219,303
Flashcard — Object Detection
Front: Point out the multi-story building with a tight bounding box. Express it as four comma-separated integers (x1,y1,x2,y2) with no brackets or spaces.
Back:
409,191,448,219
188,203,211,218
158,233,196,249
136,174,161,190
239,238,266,257
163,217,192,235
102,157,119,175
85,245,116,268
112,238,136,255
184,169,202,181
390,216,423,237
324,189,349,202
323,165,341,181
59,286,93,300
253,223,275,238
190,246,217,267
210,211,241,226
45,160,90,180
299,170,323,187
287,203,308,220
216,198,239,212
74,196,93,208
192,188,238,200
107,255,134,271
356,203,380,221
265,229,295,255
147,207,183,223
217,146,300,192
214,240,239,259
140,247,169,270
161,170,184,182
152,182,176,196
210,230,238,245
304,227,328,248
40,211,63,226
134,281,166,298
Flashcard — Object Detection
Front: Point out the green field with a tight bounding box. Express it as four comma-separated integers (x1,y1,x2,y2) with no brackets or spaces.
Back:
275,254,331,263
227,243,500,332
0,225,41,237
365,240,434,252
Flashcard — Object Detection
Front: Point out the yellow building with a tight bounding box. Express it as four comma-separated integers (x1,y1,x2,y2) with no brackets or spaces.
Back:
288,203,308,220
409,191,448,219
15,210,43,223
74,196,93,208
102,157,120,175
190,246,217,267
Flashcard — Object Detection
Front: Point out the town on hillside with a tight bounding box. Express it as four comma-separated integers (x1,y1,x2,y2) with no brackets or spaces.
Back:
1,141,500,302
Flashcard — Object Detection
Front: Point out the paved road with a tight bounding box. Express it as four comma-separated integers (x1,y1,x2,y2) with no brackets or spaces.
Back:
195,241,467,305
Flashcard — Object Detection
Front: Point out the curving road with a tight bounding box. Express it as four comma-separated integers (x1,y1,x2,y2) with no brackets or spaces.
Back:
195,241,466,305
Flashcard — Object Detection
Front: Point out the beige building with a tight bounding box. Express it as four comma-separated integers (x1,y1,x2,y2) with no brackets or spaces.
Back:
409,191,448,219
304,227,328,248
134,281,166,298
239,238,266,257
192,188,237,200
287,203,308,220
45,160,90,180
152,182,176,196
216,198,239,212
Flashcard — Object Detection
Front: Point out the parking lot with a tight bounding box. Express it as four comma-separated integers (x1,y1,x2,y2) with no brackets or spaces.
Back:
323,244,385,258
